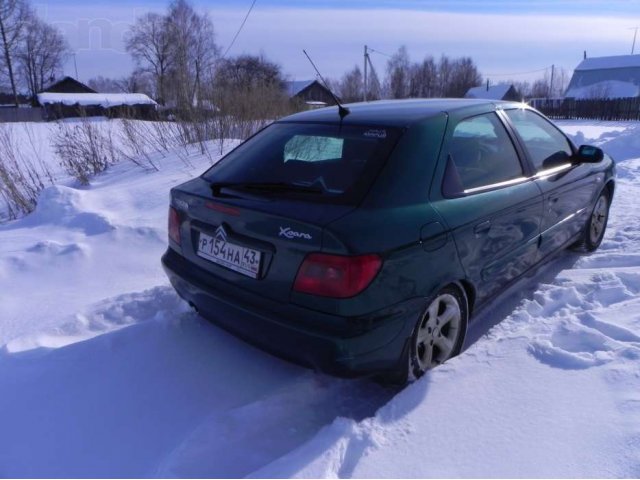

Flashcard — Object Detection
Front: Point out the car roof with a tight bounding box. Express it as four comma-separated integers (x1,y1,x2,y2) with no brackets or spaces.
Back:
279,98,527,128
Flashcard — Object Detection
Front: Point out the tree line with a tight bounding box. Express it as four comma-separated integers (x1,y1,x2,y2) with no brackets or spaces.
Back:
110,0,565,109
0,0,69,106
0,0,567,112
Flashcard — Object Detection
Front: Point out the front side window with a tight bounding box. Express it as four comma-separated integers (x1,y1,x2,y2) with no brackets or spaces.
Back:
504,109,573,172
443,113,523,196
203,123,401,204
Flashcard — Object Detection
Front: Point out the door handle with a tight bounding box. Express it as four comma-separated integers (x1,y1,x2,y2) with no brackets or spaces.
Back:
474,220,491,235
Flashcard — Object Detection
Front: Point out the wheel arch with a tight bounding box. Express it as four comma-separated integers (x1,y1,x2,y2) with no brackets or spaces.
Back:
436,279,475,318
604,179,615,200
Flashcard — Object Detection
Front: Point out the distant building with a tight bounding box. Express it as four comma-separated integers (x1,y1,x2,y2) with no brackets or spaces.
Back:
37,92,157,120
565,55,640,99
36,76,157,120
465,84,520,101
285,80,336,106
41,76,97,95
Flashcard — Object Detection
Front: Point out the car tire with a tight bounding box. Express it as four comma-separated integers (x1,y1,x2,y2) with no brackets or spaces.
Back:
408,285,469,381
573,189,611,253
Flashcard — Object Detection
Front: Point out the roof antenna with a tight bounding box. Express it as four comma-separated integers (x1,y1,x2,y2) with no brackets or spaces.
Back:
303,49,350,119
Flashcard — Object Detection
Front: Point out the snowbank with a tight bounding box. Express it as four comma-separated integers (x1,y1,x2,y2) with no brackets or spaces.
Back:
38,92,157,108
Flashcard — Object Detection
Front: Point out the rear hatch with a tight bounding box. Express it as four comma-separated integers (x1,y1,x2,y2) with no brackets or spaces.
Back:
170,122,402,303
173,178,354,302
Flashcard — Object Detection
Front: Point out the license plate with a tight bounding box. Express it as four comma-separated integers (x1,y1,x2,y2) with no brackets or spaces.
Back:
196,232,262,278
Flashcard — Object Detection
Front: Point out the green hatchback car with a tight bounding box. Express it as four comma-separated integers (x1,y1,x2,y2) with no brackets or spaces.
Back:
162,99,615,382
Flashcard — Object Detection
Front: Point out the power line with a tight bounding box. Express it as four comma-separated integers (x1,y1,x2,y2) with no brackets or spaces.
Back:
222,0,258,59
484,66,552,77
367,47,393,58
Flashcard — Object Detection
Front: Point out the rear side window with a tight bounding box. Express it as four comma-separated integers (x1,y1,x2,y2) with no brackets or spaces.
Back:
203,123,401,204
504,109,573,172
443,113,523,196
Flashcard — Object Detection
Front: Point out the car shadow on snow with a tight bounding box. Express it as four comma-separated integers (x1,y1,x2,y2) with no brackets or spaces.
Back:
0,291,396,479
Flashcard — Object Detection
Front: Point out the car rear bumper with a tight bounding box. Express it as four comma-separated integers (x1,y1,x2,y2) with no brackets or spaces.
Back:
161,248,422,377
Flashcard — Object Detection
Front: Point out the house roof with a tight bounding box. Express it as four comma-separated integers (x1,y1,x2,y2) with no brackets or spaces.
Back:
285,80,317,97
465,84,513,100
575,55,640,71
565,55,640,98
41,76,97,94
38,92,157,108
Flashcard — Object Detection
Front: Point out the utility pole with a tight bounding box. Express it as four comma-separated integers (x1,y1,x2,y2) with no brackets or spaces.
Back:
549,64,555,98
631,27,639,54
364,45,369,102
73,53,79,79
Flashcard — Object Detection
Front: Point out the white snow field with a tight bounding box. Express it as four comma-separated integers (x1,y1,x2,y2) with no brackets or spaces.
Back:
1,120,639,478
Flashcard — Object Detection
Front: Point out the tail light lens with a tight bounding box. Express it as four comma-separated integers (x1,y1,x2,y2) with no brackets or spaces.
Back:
293,253,382,298
168,206,181,245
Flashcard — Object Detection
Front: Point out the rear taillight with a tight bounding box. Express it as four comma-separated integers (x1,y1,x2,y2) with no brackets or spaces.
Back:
168,206,181,245
293,253,382,298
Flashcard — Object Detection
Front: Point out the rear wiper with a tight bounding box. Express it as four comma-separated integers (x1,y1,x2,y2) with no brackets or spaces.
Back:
211,182,324,197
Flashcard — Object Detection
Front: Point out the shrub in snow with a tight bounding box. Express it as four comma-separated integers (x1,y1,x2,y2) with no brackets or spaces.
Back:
0,124,55,220
53,118,117,185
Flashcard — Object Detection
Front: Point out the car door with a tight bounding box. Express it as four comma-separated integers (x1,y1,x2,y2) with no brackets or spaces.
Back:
432,112,544,301
502,109,602,258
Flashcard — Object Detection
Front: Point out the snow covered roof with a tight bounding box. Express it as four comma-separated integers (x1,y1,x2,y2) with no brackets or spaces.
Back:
41,76,96,94
465,84,513,100
37,92,157,108
285,80,316,97
565,55,640,99
575,55,640,71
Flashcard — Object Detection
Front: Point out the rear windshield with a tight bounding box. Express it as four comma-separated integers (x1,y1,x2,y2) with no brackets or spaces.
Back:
203,122,402,204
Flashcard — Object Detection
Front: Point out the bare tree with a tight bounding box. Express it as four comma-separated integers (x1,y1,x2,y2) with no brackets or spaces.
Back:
382,50,480,99
445,57,482,97
338,65,363,103
0,0,29,106
215,53,283,90
409,56,437,97
386,46,411,99
17,13,68,103
531,76,551,98
504,80,532,99
205,53,291,148
554,67,569,97
88,71,154,96
166,0,219,109
87,75,125,93
125,12,172,104
529,67,570,99
189,10,218,106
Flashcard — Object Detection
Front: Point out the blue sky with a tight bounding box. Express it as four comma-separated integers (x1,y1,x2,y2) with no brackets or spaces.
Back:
36,1,640,88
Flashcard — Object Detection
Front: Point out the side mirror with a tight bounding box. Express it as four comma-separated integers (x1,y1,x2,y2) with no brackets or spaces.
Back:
575,145,604,164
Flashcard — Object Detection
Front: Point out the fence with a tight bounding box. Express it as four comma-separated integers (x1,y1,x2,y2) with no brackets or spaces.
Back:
537,97,640,121
0,107,44,123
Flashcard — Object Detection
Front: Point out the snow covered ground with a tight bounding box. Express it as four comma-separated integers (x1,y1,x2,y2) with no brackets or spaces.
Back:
1,119,639,477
